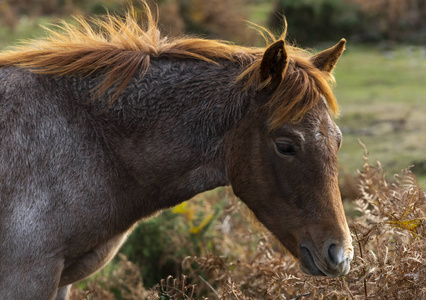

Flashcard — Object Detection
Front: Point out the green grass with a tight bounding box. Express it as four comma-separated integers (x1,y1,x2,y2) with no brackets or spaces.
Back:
0,16,56,50
333,45,426,182
247,1,273,25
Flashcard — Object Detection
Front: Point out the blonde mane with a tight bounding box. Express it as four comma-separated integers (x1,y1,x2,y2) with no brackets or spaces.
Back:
0,2,338,128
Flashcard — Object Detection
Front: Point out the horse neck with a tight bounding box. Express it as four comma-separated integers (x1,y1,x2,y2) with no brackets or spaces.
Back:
69,57,251,213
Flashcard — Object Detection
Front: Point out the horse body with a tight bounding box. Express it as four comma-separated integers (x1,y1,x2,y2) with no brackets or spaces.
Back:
0,59,245,298
0,66,128,298
0,4,354,299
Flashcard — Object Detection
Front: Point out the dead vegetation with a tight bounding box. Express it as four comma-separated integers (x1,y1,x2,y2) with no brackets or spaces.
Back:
71,148,425,299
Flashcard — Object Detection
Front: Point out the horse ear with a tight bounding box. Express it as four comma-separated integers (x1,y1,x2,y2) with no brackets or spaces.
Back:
310,39,346,73
259,40,288,91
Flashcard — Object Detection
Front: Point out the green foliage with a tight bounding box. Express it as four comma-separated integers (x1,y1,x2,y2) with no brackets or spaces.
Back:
119,212,182,288
0,16,53,50
88,1,125,15
118,190,223,289
349,0,426,43
270,0,426,44
270,0,364,45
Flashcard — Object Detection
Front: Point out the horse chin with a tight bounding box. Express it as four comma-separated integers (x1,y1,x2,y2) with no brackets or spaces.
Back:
299,246,327,276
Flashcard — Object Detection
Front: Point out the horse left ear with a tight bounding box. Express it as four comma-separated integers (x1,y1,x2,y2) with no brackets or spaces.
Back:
259,40,288,91
310,39,346,73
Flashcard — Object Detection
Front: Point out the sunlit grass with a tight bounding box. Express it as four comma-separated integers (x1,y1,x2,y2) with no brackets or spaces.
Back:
334,45,426,180
0,16,57,50
246,1,273,25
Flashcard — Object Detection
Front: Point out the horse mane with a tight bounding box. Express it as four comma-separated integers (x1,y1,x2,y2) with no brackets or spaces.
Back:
0,2,338,129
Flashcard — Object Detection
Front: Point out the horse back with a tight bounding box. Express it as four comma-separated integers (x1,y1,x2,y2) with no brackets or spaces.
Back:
0,67,124,257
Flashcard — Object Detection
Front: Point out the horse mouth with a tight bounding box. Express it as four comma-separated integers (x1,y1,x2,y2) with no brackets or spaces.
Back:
299,246,327,276
299,246,352,277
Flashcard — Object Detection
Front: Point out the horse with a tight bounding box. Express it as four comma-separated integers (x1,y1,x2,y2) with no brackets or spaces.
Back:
0,3,353,299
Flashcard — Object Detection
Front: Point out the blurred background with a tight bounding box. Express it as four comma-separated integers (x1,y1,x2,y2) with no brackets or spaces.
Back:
0,0,424,298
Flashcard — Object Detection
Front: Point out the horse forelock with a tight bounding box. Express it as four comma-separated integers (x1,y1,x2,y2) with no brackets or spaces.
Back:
237,51,339,130
269,56,339,130
0,1,338,122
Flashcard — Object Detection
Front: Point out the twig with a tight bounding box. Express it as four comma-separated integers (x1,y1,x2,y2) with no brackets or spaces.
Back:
352,226,368,299
290,292,311,300
198,275,220,299
342,277,355,300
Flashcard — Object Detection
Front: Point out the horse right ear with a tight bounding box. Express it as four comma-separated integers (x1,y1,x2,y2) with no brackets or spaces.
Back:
259,40,288,91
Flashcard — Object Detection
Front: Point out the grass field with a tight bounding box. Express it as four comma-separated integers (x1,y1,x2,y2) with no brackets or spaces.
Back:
0,16,54,49
333,44,426,182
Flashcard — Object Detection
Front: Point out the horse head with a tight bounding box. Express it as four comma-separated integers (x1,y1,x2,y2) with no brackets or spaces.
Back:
226,40,353,277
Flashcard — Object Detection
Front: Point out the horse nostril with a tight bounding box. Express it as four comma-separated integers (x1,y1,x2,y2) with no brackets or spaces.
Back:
325,243,353,276
327,243,338,266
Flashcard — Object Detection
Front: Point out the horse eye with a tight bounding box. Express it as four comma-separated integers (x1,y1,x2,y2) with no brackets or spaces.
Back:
275,142,296,156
